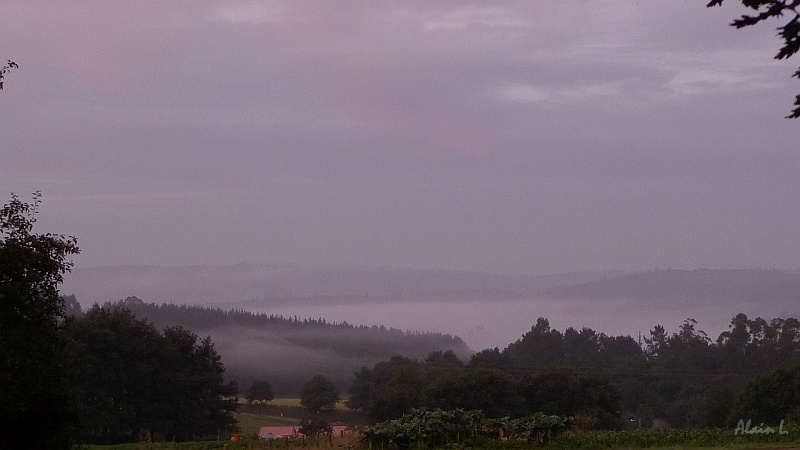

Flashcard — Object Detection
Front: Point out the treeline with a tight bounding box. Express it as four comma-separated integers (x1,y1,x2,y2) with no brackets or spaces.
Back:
76,297,471,395
347,315,800,429
102,296,466,350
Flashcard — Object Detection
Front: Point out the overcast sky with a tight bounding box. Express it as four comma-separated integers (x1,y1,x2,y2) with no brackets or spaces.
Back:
2,1,799,275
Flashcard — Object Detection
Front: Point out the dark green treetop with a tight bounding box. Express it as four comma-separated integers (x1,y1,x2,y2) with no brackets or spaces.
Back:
245,379,275,405
300,375,340,413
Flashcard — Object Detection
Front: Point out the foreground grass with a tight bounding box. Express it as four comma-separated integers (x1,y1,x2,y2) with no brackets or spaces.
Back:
73,442,800,450
544,427,800,450
74,441,311,450
73,423,800,450
73,434,356,450
73,406,355,449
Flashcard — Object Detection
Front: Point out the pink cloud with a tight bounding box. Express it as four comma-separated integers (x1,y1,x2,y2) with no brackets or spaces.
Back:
340,89,494,156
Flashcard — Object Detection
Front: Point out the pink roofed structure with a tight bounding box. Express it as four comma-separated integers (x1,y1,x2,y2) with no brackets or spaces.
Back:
258,426,301,440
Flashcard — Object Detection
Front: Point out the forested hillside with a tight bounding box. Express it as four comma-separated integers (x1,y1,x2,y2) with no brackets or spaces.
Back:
96,297,471,395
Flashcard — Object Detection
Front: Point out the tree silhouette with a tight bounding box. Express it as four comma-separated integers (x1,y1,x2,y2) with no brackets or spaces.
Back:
0,60,18,90
245,380,275,405
706,1,800,118
300,375,340,413
0,192,80,449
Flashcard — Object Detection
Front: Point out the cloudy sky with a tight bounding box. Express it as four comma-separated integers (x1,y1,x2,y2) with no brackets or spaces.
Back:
2,0,799,275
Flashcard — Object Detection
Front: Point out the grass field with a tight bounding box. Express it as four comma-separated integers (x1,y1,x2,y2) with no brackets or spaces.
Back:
265,398,302,407
251,398,348,410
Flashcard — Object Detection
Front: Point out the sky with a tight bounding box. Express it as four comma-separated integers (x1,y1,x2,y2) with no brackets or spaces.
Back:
2,0,799,276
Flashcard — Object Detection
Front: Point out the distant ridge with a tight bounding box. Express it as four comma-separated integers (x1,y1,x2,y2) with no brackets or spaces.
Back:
62,264,800,309
61,262,626,307
544,268,800,304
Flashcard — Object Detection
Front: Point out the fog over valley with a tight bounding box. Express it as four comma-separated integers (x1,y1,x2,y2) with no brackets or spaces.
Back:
63,264,800,351
88,299,472,395
254,296,792,352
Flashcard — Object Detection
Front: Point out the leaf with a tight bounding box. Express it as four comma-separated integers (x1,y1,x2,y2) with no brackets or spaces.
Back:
776,16,800,59
733,14,764,27
786,94,800,118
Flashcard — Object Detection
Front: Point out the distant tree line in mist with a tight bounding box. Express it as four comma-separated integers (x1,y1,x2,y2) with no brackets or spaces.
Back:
100,295,466,345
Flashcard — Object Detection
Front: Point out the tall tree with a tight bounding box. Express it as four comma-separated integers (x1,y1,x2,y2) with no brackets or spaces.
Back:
422,350,465,379
300,375,340,413
347,356,424,421
503,317,565,372
62,307,163,442
61,294,83,317
468,347,506,371
521,367,623,430
423,368,524,417
0,192,80,449
645,325,669,358
245,380,275,405
705,0,800,118
157,326,238,440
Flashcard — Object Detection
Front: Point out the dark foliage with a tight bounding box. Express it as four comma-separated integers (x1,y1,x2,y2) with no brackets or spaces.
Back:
245,379,275,405
61,306,238,443
353,313,800,429
730,364,800,423
0,192,79,450
300,375,340,412
348,356,426,421
521,368,623,429
423,368,526,417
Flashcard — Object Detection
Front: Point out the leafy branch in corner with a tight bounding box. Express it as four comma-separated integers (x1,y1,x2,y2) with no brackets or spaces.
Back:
706,1,800,118
0,60,18,91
